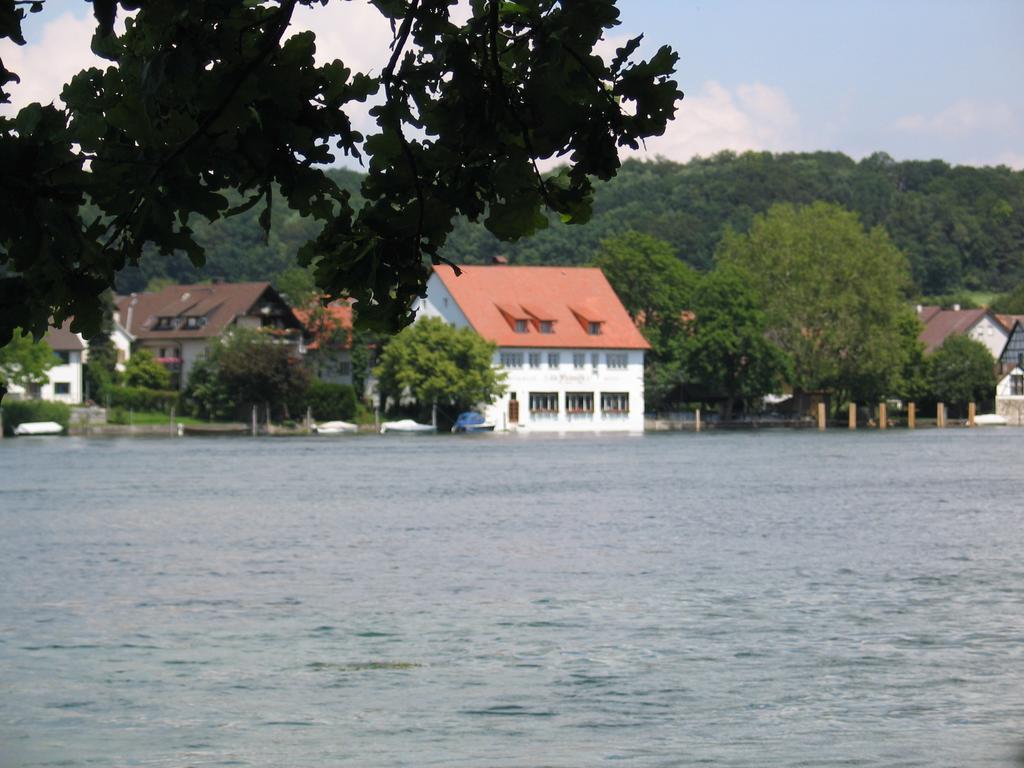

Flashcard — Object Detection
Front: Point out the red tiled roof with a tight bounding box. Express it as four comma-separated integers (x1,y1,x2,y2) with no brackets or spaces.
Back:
293,301,353,350
115,282,301,340
433,265,650,349
916,305,996,353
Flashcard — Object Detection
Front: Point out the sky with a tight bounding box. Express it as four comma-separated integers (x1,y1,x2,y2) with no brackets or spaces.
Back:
2,0,1021,169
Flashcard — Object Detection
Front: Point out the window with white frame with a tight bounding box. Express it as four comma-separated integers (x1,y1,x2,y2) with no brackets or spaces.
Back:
601,392,629,414
514,319,528,333
607,352,628,369
540,321,554,334
573,353,585,369
591,353,600,370
588,321,602,335
1012,374,1024,396
547,352,560,368
528,352,541,368
566,392,594,414
500,352,523,368
529,391,559,414
54,382,70,395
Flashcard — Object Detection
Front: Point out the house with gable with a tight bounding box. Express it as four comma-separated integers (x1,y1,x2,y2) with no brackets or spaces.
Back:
3,320,86,404
292,300,355,386
115,281,305,389
916,305,1008,358
996,316,1024,368
418,264,649,432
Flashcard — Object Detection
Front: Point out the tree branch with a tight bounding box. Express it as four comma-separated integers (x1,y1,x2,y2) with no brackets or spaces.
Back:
487,1,555,210
381,0,425,245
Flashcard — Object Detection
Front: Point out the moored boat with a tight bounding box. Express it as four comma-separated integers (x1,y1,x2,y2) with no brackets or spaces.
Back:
974,413,1008,426
380,419,436,434
12,421,64,436
451,411,495,433
313,420,358,434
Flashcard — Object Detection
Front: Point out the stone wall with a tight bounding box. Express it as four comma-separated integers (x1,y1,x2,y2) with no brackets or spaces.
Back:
995,397,1024,426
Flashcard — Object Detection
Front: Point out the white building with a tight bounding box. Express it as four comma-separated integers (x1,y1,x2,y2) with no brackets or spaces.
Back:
3,320,86,404
419,265,649,432
917,305,1009,358
995,365,1024,426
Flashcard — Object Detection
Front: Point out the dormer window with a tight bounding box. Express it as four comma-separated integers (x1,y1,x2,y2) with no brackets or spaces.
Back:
540,320,554,334
588,321,601,336
514,319,528,333
184,316,207,330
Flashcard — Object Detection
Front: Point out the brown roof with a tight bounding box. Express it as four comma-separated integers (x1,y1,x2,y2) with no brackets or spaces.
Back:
433,265,650,349
115,282,302,340
916,305,997,353
44,319,84,351
996,313,1024,332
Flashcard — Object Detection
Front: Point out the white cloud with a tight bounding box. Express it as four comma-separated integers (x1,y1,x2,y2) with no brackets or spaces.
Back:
289,0,393,76
622,80,801,162
893,100,1015,139
0,12,99,112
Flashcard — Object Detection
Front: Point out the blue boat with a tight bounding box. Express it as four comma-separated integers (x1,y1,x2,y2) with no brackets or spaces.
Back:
452,411,495,433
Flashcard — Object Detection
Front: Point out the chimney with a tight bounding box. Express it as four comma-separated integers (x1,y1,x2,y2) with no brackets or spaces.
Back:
952,303,961,311
915,304,923,314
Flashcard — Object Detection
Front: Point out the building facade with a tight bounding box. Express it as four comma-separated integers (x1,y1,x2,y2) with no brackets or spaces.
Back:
3,321,85,404
995,365,1024,425
116,282,305,389
419,265,649,432
917,305,1009,358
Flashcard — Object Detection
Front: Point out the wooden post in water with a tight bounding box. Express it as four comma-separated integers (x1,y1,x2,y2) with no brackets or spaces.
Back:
251,404,257,436
306,406,312,433
169,406,175,436
695,408,701,433
0,407,4,439
878,402,887,430
848,403,856,430
908,402,916,430
968,401,976,427
817,402,826,431
936,402,945,428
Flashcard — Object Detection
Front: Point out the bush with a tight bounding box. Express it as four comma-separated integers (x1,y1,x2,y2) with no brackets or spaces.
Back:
124,349,172,390
1,399,71,435
304,380,357,421
102,385,180,413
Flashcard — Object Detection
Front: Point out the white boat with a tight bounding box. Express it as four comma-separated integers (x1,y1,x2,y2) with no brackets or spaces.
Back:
380,419,436,434
13,421,64,436
313,420,358,434
974,413,1008,426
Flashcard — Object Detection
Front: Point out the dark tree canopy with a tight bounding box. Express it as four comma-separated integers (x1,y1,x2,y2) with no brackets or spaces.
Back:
0,0,682,350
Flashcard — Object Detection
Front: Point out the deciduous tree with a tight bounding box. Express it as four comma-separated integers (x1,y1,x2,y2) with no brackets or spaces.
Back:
925,335,996,413
0,0,681,363
716,202,917,408
594,230,696,408
0,329,54,393
682,265,790,419
123,348,172,390
374,317,505,419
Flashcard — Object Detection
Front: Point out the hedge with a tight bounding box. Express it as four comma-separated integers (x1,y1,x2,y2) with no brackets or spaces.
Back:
101,385,181,413
1,400,71,436
304,380,357,421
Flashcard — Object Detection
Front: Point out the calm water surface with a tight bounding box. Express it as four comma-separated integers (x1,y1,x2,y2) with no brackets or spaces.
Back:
1,430,1022,767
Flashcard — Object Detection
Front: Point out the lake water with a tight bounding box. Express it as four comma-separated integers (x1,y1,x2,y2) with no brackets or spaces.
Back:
1,430,1022,767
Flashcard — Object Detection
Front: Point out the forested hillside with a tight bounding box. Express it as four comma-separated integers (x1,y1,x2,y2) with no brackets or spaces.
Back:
115,152,1024,298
